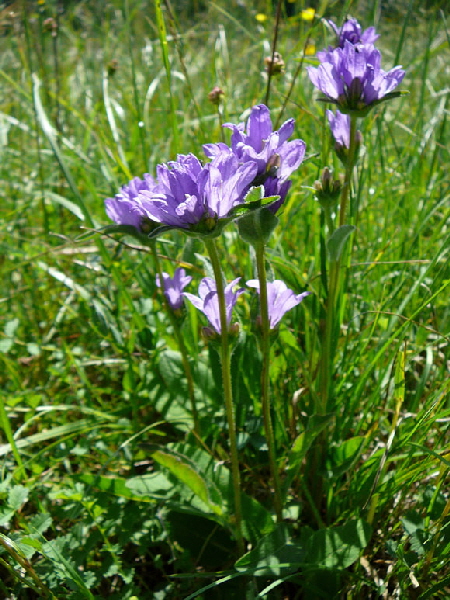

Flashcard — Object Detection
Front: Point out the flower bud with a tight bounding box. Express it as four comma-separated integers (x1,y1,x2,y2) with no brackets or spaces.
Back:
314,167,342,208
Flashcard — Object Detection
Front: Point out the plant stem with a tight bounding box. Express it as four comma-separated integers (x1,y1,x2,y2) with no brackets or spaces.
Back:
151,244,200,437
255,243,283,523
205,239,244,555
339,115,359,227
314,114,360,504
320,113,359,411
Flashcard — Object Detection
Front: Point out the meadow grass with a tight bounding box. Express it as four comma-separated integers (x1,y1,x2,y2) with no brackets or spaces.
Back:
0,0,449,598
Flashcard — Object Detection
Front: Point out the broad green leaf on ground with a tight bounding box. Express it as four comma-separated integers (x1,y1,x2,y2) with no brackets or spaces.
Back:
300,519,372,569
235,523,304,577
168,442,276,543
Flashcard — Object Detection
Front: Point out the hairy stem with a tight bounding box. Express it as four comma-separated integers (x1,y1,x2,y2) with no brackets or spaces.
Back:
255,242,283,522
205,239,244,555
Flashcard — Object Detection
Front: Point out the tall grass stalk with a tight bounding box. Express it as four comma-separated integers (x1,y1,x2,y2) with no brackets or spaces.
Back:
154,0,179,155
264,0,282,108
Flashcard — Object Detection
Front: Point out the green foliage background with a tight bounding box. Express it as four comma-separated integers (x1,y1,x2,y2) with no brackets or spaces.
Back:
0,0,449,598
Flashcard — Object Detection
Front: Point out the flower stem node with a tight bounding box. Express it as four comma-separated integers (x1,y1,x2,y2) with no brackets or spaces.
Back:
314,167,342,209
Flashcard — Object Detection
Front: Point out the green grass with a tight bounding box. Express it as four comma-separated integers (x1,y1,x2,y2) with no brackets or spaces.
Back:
1,0,449,598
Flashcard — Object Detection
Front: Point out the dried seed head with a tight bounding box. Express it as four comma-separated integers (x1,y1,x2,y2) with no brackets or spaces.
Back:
264,52,285,76
43,17,57,36
208,86,225,105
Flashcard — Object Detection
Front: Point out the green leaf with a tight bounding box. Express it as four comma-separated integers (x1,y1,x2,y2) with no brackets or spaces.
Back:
159,350,186,396
166,512,234,569
75,472,171,503
0,420,123,457
283,414,334,497
236,207,279,245
301,519,372,569
168,442,275,543
8,485,29,510
151,448,223,517
0,338,13,353
230,186,280,218
326,436,366,479
45,192,85,221
394,348,405,405
418,574,450,599
235,523,304,576
28,513,52,536
327,225,355,262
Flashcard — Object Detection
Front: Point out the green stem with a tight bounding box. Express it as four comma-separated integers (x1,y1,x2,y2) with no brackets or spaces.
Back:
205,239,244,555
255,243,283,523
324,205,335,238
314,114,360,503
319,259,339,413
151,244,200,437
320,114,359,411
339,115,359,227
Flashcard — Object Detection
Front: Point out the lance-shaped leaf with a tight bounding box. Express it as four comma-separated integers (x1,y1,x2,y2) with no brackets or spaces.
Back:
327,224,355,262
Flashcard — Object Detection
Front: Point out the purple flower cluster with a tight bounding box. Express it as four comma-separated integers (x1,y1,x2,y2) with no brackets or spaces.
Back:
105,153,257,236
105,104,305,236
307,17,405,116
204,104,306,211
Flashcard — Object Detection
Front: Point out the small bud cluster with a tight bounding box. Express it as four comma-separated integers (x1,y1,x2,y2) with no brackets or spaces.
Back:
314,168,342,209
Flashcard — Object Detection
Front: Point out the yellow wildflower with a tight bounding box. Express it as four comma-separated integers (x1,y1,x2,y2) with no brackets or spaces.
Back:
301,8,315,21
305,41,316,56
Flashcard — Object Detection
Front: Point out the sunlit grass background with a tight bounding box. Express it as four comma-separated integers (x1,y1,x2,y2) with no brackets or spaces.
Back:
0,0,449,598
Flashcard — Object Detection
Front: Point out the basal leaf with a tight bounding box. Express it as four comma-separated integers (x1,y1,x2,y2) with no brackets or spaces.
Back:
151,448,223,516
